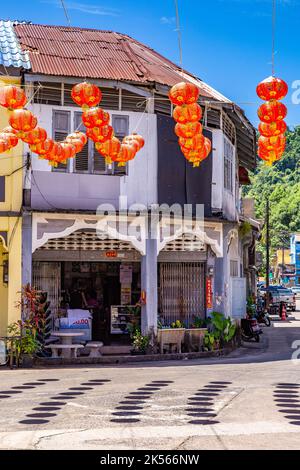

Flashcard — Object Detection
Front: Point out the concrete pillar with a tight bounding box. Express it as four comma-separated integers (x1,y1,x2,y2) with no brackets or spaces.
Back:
22,212,32,287
141,238,158,335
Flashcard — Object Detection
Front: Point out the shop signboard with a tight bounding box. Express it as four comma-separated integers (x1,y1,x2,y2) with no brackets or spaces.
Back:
206,278,213,309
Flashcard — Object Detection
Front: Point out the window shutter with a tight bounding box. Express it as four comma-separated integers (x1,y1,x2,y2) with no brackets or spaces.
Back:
93,150,107,174
52,110,70,172
112,115,129,176
74,112,89,173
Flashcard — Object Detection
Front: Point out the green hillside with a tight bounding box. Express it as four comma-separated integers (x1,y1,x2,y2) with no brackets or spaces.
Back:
243,126,300,259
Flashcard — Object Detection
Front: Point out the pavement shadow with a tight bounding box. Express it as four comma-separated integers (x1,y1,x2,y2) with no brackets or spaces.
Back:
274,383,300,426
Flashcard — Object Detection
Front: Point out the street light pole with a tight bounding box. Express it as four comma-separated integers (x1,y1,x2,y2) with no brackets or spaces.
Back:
266,197,270,309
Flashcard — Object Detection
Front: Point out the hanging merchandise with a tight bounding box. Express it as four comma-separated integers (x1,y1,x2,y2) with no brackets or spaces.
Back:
169,81,211,167
0,85,27,110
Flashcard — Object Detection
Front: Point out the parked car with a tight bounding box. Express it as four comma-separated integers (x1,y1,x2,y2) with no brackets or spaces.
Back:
291,285,300,298
258,285,296,312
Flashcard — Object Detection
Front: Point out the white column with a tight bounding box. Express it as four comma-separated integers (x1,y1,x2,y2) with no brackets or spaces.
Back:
141,238,157,335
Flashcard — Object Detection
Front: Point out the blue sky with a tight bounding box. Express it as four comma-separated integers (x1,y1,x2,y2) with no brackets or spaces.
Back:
2,0,300,127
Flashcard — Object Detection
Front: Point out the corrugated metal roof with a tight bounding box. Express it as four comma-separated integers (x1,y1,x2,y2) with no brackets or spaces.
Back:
11,23,226,101
0,20,31,69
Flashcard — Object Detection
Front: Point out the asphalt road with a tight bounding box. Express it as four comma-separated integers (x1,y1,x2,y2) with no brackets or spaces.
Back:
1,305,300,450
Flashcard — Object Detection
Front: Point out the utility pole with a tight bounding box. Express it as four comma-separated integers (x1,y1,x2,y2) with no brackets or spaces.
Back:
266,197,270,309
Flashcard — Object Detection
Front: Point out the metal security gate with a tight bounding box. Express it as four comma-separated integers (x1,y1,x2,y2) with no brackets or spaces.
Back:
159,262,206,326
32,262,61,322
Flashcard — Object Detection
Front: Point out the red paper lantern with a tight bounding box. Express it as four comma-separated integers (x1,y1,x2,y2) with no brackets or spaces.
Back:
71,82,102,108
179,133,205,152
175,122,202,139
256,76,288,101
95,137,121,164
173,103,202,124
86,125,114,143
0,138,9,153
22,127,47,145
30,138,55,156
82,107,110,128
43,142,65,166
0,131,18,149
123,133,145,151
257,147,282,165
9,109,37,134
0,85,27,110
257,100,287,123
66,131,87,146
183,137,211,167
112,143,136,166
258,121,287,137
169,82,200,106
60,142,77,160
258,134,286,152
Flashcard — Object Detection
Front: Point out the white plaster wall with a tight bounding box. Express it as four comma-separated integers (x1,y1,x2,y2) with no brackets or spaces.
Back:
28,104,157,210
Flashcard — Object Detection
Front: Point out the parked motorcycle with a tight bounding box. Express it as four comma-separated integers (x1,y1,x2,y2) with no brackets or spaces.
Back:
255,310,271,327
241,318,261,342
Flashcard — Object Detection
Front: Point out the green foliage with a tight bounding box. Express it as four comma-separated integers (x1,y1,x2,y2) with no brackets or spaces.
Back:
191,316,206,328
131,329,150,354
243,127,300,265
7,320,41,358
170,320,184,328
203,312,236,350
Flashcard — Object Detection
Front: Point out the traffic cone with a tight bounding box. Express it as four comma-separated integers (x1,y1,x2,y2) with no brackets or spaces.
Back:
281,303,287,321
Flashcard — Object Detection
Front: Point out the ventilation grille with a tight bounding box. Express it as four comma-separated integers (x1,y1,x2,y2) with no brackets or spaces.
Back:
154,94,172,115
222,112,236,144
163,234,206,252
39,231,135,251
34,82,61,105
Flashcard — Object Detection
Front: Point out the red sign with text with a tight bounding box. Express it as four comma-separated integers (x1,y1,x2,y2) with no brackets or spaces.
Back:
206,278,213,309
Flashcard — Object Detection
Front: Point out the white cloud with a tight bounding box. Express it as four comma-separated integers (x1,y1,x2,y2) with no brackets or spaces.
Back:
42,1,121,17
160,16,176,25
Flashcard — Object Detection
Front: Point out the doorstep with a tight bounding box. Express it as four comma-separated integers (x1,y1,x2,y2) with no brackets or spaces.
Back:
32,347,235,366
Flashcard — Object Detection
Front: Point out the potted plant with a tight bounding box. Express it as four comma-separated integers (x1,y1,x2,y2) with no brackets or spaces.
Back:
131,328,150,355
203,312,236,351
7,320,41,367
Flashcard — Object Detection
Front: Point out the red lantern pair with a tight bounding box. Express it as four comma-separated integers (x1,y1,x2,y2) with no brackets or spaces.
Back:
256,76,288,165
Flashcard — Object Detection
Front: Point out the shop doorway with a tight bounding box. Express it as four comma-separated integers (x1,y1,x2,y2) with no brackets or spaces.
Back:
33,261,141,344
158,262,206,327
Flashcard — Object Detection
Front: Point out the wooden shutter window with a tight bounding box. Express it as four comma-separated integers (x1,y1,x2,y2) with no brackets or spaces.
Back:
74,112,89,173
112,115,129,176
52,110,70,172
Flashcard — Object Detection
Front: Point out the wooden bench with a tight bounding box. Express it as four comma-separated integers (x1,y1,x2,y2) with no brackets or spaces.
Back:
45,344,84,358
86,341,104,358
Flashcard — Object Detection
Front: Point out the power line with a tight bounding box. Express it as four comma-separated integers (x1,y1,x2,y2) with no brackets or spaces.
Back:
60,0,71,27
272,0,276,76
174,0,183,70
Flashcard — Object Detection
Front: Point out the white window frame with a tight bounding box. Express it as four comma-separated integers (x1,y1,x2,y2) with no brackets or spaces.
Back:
51,110,129,176
224,136,235,194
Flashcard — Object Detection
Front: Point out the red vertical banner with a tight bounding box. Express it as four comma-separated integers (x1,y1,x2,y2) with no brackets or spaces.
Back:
206,277,213,309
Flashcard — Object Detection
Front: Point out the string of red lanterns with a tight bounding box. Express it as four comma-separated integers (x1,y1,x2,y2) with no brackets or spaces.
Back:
169,82,211,167
256,76,288,165
0,84,87,166
0,82,144,168
71,81,144,166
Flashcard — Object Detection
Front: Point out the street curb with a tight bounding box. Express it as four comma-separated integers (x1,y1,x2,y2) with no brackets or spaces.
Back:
31,346,236,367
